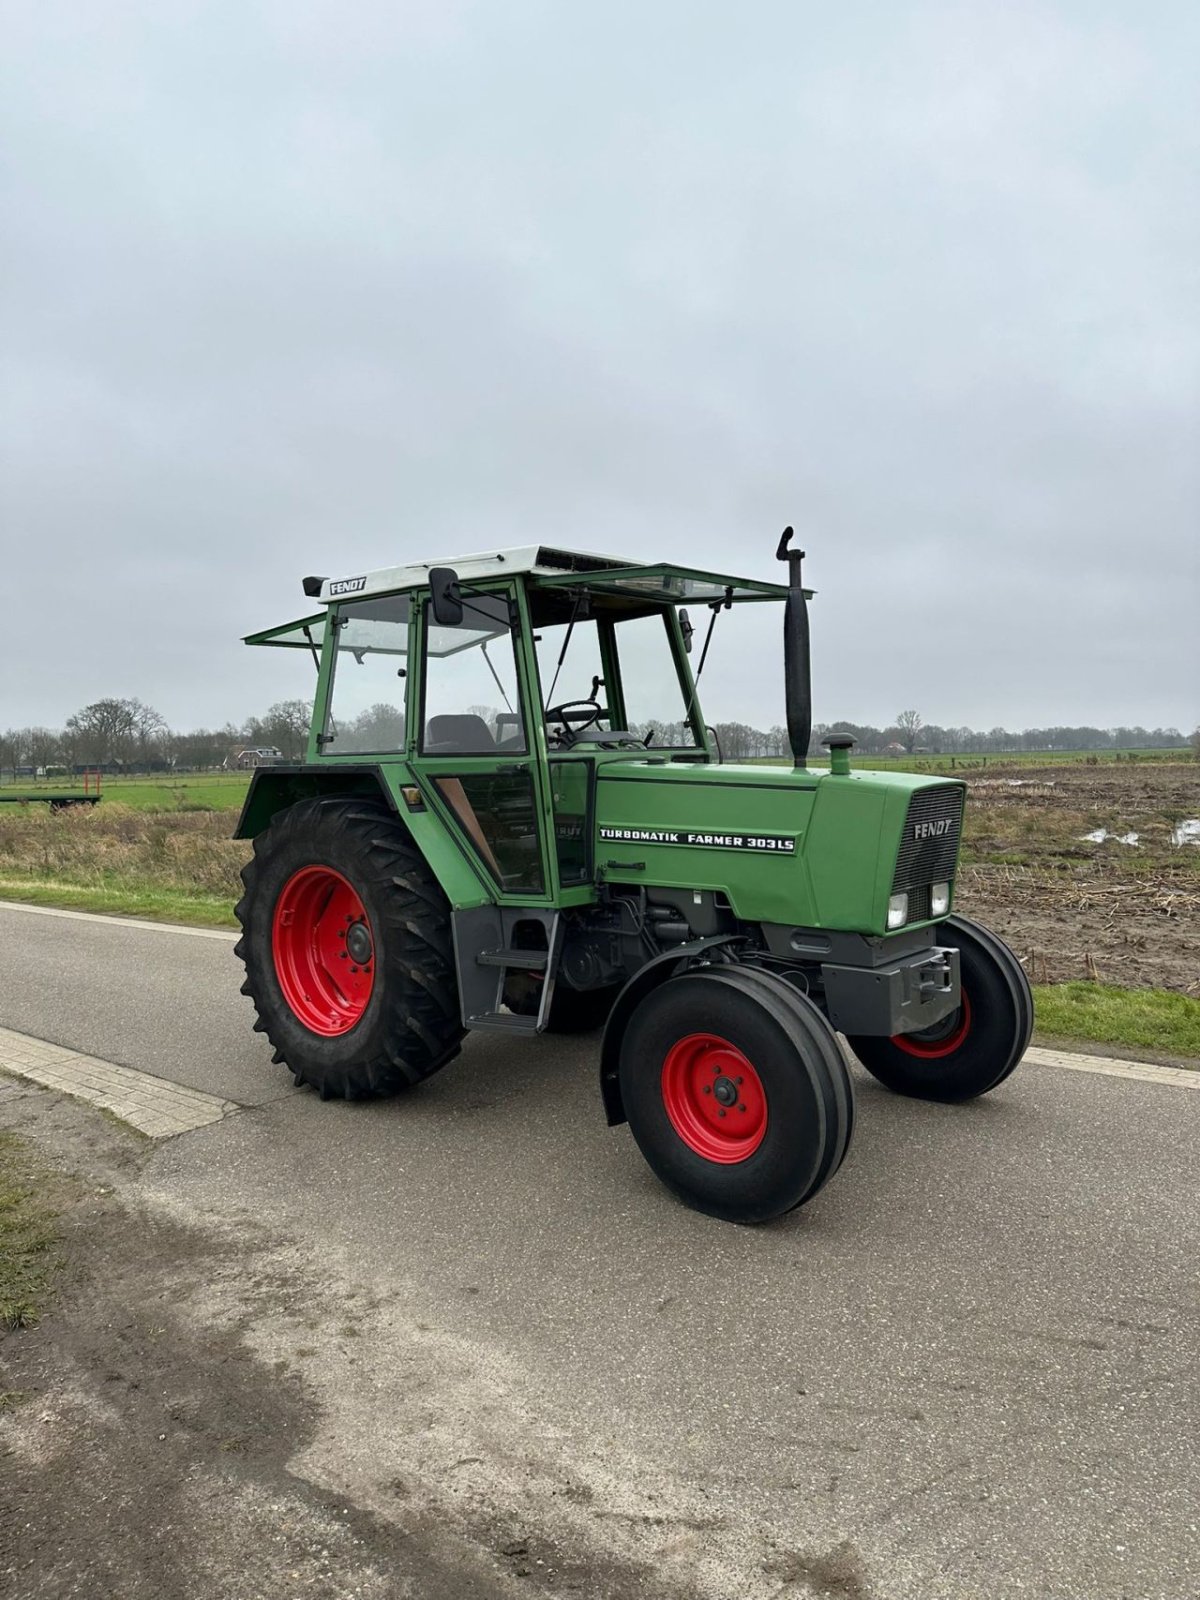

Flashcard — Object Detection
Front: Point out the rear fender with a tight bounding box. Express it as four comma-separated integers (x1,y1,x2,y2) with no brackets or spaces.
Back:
235,764,496,912
599,936,742,1126
234,765,399,840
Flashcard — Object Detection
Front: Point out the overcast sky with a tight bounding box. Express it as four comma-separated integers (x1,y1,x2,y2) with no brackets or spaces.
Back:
2,0,1197,735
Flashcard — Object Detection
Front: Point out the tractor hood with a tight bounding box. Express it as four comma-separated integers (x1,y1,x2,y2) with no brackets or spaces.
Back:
593,759,966,934
594,758,947,797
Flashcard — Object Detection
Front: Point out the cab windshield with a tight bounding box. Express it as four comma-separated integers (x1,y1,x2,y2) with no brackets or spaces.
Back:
529,590,701,750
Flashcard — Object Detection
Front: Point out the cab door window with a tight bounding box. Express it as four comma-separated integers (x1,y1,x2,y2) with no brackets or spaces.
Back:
422,595,525,754
419,590,543,894
432,772,545,893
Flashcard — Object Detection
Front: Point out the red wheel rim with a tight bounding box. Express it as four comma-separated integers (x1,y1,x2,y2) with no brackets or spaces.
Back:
271,866,375,1036
661,1033,768,1164
892,987,973,1058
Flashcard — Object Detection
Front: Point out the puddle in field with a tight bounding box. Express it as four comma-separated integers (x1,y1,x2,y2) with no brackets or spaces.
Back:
1172,819,1200,847
1080,829,1140,846
973,778,1057,789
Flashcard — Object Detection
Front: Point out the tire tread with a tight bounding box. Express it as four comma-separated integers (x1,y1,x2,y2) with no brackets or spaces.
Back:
235,798,464,1098
845,915,1033,1102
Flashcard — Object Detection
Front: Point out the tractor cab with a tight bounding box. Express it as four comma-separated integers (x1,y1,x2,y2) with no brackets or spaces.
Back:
236,536,1032,1226
244,546,791,904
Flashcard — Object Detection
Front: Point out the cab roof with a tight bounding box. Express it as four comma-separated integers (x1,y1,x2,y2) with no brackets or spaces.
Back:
246,545,800,651
307,544,790,607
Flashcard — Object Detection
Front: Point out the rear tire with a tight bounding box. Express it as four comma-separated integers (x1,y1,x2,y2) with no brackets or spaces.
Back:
235,799,464,1099
844,915,1032,1102
618,966,854,1224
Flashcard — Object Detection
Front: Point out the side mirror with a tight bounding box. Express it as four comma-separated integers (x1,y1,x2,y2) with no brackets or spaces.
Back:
680,608,694,654
429,567,463,627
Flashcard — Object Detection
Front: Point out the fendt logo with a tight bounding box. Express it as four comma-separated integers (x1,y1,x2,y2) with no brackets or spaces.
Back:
913,819,954,841
328,575,367,597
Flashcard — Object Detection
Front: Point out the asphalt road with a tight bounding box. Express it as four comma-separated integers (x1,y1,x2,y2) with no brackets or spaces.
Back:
2,901,1197,1600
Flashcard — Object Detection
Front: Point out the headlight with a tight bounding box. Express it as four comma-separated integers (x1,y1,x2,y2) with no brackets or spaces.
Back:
931,881,951,917
886,892,909,930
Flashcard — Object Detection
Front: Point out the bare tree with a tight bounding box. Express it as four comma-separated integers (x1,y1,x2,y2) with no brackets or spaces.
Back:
896,709,924,753
128,698,168,762
246,699,312,762
352,702,407,750
64,698,147,767
24,727,64,770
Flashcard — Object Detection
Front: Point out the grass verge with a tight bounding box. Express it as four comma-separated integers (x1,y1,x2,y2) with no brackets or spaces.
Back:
0,805,244,927
0,876,238,929
0,1131,61,1330
1032,983,1200,1062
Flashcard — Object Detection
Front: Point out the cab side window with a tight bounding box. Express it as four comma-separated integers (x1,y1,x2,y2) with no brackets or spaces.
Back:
323,594,410,755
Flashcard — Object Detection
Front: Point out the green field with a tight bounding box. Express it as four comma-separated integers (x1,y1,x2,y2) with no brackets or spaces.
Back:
0,772,251,812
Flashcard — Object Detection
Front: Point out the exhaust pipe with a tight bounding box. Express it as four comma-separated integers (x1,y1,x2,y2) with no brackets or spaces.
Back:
775,527,812,770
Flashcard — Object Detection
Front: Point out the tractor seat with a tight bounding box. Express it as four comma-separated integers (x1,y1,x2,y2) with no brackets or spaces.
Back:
424,714,496,753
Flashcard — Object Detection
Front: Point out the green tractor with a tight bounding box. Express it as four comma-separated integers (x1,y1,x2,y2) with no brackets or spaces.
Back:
235,532,1032,1223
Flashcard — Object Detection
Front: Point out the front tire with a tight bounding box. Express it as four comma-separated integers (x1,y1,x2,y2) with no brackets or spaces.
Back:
844,915,1033,1102
618,965,854,1224
235,799,464,1099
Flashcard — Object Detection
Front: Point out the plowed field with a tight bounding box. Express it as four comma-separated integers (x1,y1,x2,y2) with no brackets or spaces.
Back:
955,762,1199,994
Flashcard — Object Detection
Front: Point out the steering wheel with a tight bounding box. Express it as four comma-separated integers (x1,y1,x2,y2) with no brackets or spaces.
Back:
544,699,603,745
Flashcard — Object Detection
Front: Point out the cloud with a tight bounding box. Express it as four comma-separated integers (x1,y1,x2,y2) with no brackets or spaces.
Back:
1,0,1196,732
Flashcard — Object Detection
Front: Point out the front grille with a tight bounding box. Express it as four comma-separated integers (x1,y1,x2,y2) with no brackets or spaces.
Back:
906,885,932,923
892,785,964,893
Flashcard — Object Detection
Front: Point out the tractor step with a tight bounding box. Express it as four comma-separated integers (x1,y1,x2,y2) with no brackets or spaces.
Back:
464,1011,540,1035
452,906,563,1034
477,947,548,971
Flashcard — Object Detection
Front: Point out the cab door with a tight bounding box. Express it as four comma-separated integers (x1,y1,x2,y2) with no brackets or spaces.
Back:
410,585,552,901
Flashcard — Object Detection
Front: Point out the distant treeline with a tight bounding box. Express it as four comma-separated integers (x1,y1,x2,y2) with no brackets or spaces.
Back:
629,716,1195,761
0,697,1195,775
0,698,313,775
724,718,1195,761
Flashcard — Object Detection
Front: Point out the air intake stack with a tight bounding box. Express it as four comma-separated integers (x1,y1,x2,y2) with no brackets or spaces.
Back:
775,526,812,770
